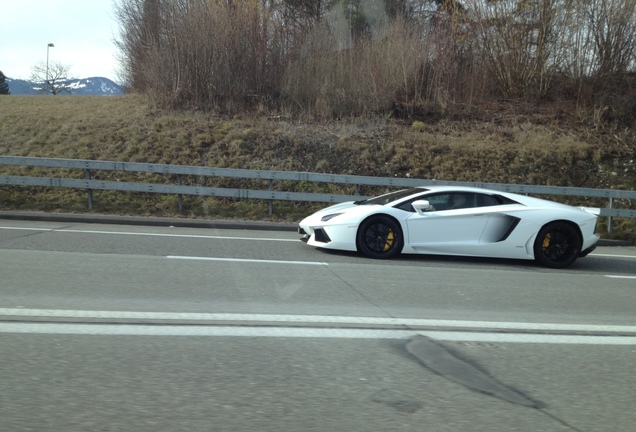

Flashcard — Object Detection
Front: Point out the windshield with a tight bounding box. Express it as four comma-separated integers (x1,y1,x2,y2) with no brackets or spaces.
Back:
356,188,427,205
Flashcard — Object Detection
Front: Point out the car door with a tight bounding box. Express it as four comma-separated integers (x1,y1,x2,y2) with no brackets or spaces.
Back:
405,193,493,250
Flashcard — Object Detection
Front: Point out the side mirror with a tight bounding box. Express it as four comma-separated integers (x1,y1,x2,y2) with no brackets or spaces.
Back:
412,200,432,215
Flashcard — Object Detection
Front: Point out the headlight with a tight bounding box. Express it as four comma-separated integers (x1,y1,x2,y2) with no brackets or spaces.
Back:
321,212,343,222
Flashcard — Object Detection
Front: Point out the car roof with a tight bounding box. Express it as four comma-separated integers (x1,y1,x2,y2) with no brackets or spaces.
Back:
413,184,527,201
410,185,527,202
412,185,572,209
414,185,502,194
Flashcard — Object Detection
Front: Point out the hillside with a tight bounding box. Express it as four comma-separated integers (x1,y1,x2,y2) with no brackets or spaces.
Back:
6,77,124,96
0,95,634,240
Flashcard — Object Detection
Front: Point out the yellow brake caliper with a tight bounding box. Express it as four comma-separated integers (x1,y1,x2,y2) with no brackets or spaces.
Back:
542,233,551,251
383,230,394,251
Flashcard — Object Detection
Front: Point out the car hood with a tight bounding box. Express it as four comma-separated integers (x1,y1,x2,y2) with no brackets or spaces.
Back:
300,200,383,224
306,201,360,218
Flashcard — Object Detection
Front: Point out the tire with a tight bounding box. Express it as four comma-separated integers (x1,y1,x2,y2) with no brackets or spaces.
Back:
356,216,403,259
533,222,582,268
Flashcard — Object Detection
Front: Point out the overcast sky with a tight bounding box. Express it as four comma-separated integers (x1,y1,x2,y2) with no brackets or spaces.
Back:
0,0,121,82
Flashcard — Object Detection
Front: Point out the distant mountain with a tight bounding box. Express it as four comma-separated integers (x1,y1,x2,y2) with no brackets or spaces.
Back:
6,76,125,95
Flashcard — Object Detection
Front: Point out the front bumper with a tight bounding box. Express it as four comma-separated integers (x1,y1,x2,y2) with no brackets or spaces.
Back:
298,223,358,252
298,225,332,245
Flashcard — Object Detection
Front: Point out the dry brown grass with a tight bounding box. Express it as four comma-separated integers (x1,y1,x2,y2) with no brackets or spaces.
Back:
0,95,634,241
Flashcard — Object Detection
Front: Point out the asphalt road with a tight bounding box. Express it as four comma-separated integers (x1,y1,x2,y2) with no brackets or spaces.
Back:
1,218,635,432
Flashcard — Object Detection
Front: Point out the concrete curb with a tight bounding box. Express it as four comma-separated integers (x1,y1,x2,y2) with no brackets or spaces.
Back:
0,211,631,246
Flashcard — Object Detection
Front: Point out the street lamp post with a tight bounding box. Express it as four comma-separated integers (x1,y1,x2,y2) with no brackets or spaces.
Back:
46,43,55,88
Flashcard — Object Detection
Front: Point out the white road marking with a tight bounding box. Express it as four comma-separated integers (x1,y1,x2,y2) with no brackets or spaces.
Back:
592,253,636,259
0,226,52,231
605,275,636,279
166,256,327,265
2,309,635,333
0,323,635,344
0,226,296,242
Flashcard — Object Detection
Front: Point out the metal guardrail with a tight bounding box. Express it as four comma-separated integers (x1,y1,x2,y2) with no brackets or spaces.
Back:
1,156,634,230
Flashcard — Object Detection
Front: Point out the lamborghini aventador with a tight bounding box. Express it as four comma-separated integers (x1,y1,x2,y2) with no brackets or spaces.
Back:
298,186,600,268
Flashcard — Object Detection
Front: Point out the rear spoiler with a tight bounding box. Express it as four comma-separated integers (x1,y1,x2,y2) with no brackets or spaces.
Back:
578,207,601,216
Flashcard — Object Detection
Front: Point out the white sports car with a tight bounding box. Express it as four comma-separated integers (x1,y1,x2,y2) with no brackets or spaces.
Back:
298,186,600,268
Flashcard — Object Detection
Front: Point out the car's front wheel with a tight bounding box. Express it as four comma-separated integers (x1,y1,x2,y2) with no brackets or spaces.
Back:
356,216,403,259
533,221,582,268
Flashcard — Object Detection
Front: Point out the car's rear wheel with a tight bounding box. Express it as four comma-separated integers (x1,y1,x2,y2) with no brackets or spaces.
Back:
357,216,403,259
533,222,582,268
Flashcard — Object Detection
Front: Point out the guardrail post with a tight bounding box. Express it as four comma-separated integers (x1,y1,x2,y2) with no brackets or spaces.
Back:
608,197,613,233
355,184,359,196
85,169,93,209
177,175,183,211
268,180,273,215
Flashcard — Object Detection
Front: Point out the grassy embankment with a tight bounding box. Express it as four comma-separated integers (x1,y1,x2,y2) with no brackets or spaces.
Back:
0,95,634,241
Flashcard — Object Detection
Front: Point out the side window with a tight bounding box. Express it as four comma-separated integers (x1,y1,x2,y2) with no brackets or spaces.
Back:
394,194,428,212
447,193,473,210
428,194,451,210
411,193,453,212
397,192,513,213
494,195,520,205
400,193,473,212
394,193,448,212
429,193,490,211
448,193,502,209
475,193,498,207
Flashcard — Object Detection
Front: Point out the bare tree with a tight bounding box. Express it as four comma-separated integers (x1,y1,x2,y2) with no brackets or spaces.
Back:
465,0,559,98
0,70,10,95
112,0,636,125
587,0,636,78
30,61,73,95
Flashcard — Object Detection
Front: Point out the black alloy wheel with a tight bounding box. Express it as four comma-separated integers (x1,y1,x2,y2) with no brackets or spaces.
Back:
533,222,582,268
357,216,403,259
